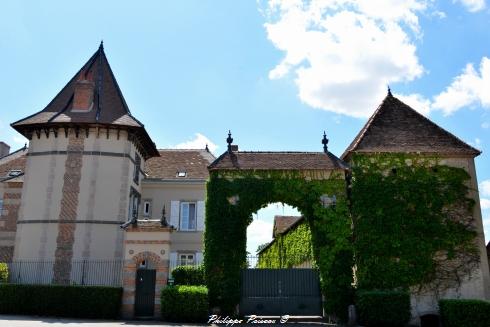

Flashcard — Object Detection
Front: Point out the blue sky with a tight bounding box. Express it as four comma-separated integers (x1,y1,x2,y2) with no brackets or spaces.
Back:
1,1,489,247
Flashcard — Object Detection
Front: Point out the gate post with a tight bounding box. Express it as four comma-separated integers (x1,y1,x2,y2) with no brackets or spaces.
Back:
121,221,172,319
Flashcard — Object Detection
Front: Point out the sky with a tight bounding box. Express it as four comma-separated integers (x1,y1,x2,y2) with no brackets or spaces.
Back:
0,1,489,247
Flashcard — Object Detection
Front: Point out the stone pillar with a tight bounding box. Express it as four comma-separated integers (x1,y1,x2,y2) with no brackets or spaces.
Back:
121,221,172,319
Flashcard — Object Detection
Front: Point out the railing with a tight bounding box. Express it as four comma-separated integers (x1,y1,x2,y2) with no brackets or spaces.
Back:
6,260,124,287
246,255,314,269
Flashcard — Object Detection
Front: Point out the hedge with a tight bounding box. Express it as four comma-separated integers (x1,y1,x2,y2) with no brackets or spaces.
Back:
356,290,411,327
0,284,122,319
439,299,490,327
0,263,7,283
161,285,208,322
172,265,205,286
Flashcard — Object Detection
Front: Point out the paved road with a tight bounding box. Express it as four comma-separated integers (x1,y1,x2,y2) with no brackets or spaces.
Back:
0,315,337,327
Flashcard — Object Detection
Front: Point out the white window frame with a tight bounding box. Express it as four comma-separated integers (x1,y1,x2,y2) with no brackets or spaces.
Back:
178,253,195,266
179,201,197,231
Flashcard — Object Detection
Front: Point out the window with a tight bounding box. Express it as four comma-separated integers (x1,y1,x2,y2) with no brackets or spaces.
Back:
179,253,195,266
177,171,186,177
8,170,22,177
133,153,141,184
127,188,140,221
143,200,151,217
0,199,3,216
180,202,196,231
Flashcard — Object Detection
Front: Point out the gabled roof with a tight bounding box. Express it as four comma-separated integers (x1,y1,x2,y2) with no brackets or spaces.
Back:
144,149,215,181
11,43,158,159
0,146,28,182
273,215,304,238
342,92,481,160
208,151,348,171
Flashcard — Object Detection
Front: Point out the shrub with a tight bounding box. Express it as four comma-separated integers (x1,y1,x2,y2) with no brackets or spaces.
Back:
356,290,411,327
0,263,8,283
172,265,205,285
439,299,490,327
161,285,208,322
0,284,122,318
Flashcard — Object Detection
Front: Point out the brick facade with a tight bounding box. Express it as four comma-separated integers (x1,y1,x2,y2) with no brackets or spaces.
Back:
0,181,23,263
52,132,85,284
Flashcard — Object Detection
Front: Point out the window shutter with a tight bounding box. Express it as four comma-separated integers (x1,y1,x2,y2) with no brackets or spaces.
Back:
169,252,178,277
196,201,205,231
196,252,204,265
170,201,180,229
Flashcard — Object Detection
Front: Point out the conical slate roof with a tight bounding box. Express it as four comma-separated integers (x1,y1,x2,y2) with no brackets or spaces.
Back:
11,43,158,159
342,92,481,160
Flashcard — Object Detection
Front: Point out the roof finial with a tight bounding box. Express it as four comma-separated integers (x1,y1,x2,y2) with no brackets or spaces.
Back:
99,40,104,51
227,130,233,152
387,85,392,97
322,131,329,153
205,144,209,152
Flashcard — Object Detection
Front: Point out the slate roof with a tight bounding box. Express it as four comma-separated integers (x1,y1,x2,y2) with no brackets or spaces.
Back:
11,43,158,159
208,151,348,171
273,215,304,238
342,92,481,160
0,146,28,182
145,149,215,180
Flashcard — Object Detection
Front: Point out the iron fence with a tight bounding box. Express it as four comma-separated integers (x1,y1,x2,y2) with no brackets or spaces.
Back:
6,260,124,287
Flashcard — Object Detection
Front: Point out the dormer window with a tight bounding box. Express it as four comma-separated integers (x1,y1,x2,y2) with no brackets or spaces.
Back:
8,170,22,177
177,171,186,178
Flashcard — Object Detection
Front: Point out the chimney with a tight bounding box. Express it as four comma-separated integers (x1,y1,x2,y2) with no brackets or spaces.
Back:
0,142,10,158
72,79,95,112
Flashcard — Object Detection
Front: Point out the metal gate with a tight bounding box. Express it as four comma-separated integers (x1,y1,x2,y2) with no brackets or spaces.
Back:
240,268,323,316
134,269,156,317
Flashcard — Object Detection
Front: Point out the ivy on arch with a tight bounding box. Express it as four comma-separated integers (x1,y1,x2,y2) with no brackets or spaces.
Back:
204,169,353,320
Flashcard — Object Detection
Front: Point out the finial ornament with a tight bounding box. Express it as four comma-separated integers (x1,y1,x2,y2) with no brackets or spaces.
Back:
387,85,392,97
322,131,329,153
227,130,233,152
99,40,104,50
205,144,209,152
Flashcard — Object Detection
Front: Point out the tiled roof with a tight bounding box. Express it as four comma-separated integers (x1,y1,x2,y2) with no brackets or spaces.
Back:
208,151,348,171
0,146,28,182
144,149,215,180
342,92,481,160
11,43,158,159
273,215,303,238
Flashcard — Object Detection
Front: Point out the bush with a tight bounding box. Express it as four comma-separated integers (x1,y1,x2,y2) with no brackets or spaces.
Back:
0,263,8,283
0,284,122,318
439,299,490,327
357,290,411,327
161,285,208,322
172,265,205,285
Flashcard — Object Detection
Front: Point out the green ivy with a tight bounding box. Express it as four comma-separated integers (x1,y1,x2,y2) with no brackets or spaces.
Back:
204,170,353,320
351,153,478,291
257,220,313,268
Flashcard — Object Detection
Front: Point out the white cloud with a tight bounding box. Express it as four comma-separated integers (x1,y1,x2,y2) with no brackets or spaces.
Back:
482,122,489,129
432,57,490,115
454,0,486,12
247,219,273,255
483,214,490,244
481,198,490,210
480,180,490,197
12,135,27,145
173,133,218,153
262,0,427,118
394,93,432,115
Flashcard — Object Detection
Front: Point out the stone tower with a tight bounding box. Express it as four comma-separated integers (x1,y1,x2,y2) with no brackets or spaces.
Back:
10,43,159,284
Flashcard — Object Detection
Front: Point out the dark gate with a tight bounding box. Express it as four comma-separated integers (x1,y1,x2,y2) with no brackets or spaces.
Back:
135,269,156,317
240,269,323,316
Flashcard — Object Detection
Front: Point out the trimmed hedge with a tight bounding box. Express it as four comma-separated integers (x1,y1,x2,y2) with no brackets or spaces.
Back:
172,265,205,286
439,299,490,327
357,290,411,327
161,285,208,322
0,263,8,283
0,284,122,319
